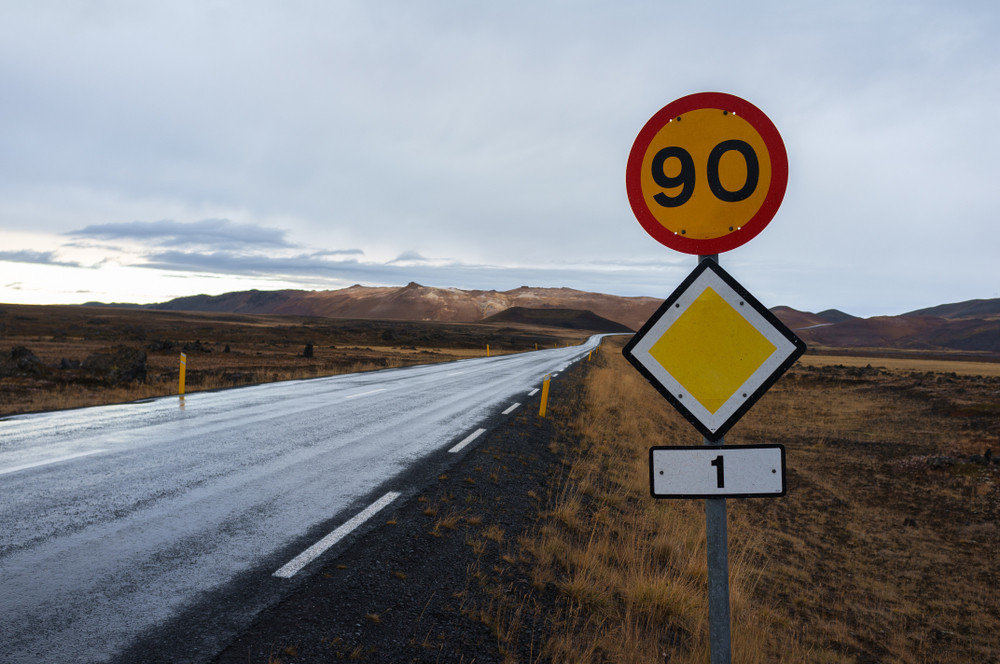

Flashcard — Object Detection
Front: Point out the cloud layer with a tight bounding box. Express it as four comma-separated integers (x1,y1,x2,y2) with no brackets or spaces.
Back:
2,1,999,315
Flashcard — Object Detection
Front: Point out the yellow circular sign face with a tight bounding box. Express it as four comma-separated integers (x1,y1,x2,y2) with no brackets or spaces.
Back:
639,108,771,239
626,93,788,255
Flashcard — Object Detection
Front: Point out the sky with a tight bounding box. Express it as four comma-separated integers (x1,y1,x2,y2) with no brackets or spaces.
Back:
1,0,998,317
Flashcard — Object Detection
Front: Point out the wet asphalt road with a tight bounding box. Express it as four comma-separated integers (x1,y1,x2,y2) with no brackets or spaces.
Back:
0,337,602,663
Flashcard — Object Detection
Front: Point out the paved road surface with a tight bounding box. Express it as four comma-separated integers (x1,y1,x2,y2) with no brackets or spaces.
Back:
0,337,602,663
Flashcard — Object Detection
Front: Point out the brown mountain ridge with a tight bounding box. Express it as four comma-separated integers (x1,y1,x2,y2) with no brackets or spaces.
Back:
121,285,1000,357
482,307,633,333
140,282,662,333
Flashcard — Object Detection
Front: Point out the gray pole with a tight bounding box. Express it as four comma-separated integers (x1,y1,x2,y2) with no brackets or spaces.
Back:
698,254,732,664
704,435,731,663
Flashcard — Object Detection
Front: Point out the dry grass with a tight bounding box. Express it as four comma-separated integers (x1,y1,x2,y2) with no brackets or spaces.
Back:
0,303,589,417
515,341,807,663
801,352,1000,377
723,362,1000,662
0,362,407,416
505,338,999,662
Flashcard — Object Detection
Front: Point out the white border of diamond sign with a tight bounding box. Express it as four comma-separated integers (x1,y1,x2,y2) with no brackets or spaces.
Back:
623,259,806,441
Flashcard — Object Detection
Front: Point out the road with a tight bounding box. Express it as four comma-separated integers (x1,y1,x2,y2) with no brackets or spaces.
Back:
0,336,603,663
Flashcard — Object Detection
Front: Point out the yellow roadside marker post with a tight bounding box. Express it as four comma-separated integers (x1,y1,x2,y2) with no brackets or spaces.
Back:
486,344,490,357
538,374,551,417
179,352,187,395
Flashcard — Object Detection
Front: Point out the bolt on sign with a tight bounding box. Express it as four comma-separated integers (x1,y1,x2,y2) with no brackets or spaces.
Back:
623,259,805,441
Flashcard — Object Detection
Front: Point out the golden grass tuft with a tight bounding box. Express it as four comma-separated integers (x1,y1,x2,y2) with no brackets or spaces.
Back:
508,338,1000,662
511,338,816,663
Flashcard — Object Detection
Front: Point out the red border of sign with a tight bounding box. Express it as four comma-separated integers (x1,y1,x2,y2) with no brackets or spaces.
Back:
625,92,788,255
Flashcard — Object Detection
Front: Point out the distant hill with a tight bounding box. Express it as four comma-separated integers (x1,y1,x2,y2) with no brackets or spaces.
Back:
482,307,634,333
108,285,1000,357
145,282,661,331
778,312,1000,355
140,289,304,314
769,307,829,330
816,309,859,324
769,307,859,331
903,298,1000,320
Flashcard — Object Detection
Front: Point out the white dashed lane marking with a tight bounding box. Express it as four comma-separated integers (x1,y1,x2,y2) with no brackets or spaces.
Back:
273,491,401,578
448,428,486,454
0,449,108,477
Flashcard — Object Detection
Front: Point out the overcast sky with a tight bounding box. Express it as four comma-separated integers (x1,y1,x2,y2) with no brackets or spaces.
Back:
1,1,998,317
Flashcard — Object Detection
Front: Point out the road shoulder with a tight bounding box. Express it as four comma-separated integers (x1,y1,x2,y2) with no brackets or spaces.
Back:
208,363,587,663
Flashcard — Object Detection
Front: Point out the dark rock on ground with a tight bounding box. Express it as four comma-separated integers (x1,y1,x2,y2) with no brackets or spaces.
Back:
82,346,148,385
1,346,48,377
927,455,956,470
147,339,176,352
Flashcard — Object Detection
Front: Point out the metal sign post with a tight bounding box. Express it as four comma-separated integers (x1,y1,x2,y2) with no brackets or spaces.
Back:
701,253,730,664
704,435,731,663
626,251,803,664
624,94,803,663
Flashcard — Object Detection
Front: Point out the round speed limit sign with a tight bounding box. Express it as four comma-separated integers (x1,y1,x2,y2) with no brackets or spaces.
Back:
626,92,788,255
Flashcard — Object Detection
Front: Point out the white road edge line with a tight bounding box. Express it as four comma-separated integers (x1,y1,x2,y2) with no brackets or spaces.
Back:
449,428,486,454
502,403,520,415
527,388,539,397
344,388,386,400
273,491,401,579
0,449,108,476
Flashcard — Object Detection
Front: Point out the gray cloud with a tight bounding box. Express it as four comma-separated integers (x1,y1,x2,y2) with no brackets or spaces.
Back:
139,249,686,297
0,250,81,267
143,250,362,278
389,251,431,263
2,2,999,314
68,219,292,249
308,249,366,258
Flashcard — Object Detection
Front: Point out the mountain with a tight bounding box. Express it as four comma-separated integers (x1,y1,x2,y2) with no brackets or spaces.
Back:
481,307,634,333
769,307,859,331
815,309,859,324
147,282,662,331
774,301,1000,355
903,298,1000,320
137,286,1000,356
142,289,305,314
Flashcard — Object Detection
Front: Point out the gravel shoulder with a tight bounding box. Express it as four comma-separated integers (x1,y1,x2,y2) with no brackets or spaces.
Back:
207,362,587,664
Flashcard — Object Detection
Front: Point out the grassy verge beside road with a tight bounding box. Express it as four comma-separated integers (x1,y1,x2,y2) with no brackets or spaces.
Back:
516,339,809,662
208,337,996,663
0,304,585,416
514,338,998,662
11,301,995,661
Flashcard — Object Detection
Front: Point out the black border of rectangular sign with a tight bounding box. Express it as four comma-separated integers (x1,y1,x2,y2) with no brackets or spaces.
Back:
648,443,786,499
623,259,806,441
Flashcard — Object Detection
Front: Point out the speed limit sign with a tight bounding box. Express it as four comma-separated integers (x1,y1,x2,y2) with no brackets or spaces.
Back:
626,92,788,255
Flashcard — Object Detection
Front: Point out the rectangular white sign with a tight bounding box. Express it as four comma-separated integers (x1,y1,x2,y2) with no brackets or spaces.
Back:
649,444,785,498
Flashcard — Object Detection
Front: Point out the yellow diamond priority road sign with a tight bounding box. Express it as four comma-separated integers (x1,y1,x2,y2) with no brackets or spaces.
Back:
623,259,805,441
